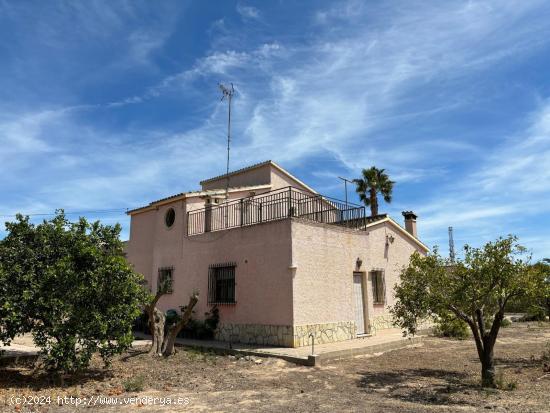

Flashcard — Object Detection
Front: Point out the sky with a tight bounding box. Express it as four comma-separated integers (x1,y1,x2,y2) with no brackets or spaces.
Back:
1,0,549,260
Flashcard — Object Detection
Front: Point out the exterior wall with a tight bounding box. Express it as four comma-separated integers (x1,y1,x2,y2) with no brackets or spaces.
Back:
270,167,313,193
127,199,295,329
364,222,425,332
290,218,426,345
290,219,369,346
201,163,313,193
201,164,271,191
126,210,156,288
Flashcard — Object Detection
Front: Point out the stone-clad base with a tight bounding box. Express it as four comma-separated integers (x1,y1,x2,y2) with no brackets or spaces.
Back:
215,323,294,347
215,321,357,348
292,321,356,347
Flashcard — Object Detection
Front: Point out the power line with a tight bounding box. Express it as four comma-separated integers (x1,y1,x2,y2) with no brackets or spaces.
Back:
0,208,129,219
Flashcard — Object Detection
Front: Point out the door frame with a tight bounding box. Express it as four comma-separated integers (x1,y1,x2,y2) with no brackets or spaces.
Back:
353,271,369,335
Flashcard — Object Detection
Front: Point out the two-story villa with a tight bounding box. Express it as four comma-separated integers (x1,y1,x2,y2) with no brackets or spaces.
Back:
125,161,428,347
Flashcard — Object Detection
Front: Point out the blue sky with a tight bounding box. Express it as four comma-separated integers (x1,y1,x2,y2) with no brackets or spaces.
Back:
1,0,549,259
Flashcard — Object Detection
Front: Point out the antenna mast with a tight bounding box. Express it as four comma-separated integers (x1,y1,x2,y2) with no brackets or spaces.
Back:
448,226,456,263
219,83,235,201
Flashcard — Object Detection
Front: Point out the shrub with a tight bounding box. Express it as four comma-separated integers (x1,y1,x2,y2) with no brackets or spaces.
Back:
0,213,148,373
179,306,219,340
123,375,145,392
433,313,469,340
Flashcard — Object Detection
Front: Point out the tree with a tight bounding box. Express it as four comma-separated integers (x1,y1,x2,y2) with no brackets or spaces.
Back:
144,287,199,357
532,259,550,319
353,167,395,216
391,236,544,388
0,212,148,373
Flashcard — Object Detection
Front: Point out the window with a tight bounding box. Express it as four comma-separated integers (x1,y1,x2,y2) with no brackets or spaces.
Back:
371,270,385,304
165,208,176,228
208,263,236,304
158,267,173,293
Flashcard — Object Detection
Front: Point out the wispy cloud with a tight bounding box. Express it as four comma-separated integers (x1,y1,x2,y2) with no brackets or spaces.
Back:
1,0,550,257
236,3,260,20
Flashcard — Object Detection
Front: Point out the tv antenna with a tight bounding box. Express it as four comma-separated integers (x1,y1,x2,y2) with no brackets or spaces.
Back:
219,83,235,201
338,176,353,208
448,226,456,263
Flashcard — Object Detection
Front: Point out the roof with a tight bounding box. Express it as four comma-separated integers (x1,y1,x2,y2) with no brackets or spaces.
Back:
200,160,318,194
126,184,272,215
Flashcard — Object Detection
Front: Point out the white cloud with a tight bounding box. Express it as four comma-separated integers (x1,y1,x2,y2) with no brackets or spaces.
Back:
236,4,260,20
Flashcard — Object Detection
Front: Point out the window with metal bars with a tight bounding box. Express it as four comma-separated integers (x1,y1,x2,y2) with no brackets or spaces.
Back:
208,263,236,304
370,270,385,304
158,267,174,294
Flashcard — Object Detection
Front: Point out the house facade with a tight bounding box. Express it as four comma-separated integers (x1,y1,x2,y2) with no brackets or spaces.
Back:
125,161,429,347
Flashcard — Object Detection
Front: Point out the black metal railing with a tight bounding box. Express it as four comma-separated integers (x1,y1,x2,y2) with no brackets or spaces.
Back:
187,186,366,236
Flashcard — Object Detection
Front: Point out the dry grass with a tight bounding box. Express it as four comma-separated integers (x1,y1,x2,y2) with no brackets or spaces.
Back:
1,323,549,412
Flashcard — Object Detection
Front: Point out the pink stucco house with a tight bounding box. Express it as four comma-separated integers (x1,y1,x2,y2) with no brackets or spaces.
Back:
125,161,428,347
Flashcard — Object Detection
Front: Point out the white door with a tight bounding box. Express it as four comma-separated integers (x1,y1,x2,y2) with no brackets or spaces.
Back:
353,273,366,335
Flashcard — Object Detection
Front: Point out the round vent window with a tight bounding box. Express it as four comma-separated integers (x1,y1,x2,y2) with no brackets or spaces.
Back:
165,208,176,228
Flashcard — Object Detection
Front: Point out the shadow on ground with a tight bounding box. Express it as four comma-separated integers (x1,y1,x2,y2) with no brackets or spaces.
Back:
0,367,115,390
357,368,480,406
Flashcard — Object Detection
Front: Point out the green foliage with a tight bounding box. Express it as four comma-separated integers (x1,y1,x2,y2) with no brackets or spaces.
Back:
123,374,145,392
433,313,469,340
181,306,220,340
0,212,149,373
391,236,546,387
353,166,395,216
392,236,540,336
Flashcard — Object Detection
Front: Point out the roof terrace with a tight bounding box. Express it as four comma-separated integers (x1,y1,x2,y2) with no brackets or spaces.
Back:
187,186,367,236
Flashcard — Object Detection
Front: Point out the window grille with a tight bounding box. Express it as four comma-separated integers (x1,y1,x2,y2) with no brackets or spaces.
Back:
158,267,174,294
208,263,236,304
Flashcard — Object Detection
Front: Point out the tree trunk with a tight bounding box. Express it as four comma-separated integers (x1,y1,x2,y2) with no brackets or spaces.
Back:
145,289,166,355
162,293,199,357
150,308,165,355
481,349,496,388
369,188,378,216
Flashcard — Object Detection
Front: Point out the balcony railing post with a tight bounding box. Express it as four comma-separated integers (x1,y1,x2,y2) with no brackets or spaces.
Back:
240,198,244,226
288,187,292,217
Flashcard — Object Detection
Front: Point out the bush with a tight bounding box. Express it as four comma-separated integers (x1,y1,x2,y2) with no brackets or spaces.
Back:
520,305,547,322
484,317,512,330
434,314,469,340
0,213,148,373
179,306,219,340
123,375,145,392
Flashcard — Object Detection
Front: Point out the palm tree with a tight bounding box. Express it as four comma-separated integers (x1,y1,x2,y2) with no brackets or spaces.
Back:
353,167,395,216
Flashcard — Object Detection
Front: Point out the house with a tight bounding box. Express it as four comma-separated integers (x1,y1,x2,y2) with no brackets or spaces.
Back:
125,161,429,347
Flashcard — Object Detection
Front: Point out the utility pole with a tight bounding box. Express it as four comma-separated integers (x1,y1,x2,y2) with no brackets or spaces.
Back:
448,226,456,263
338,176,353,208
219,83,235,201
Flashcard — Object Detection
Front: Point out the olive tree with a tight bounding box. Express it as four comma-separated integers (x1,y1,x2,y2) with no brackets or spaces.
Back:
391,236,543,387
144,285,198,357
0,212,148,373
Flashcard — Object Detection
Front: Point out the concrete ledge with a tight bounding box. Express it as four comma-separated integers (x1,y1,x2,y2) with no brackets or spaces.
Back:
170,334,423,367
0,353,39,367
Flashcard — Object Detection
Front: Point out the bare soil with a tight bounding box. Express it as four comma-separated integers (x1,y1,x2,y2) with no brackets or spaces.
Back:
1,323,549,412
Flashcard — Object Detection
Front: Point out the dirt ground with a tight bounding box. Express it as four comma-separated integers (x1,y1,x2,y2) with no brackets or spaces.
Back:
1,323,549,412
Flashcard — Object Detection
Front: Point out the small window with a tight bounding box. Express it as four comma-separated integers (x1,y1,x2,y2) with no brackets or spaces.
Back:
208,263,236,304
371,270,385,304
158,267,173,294
165,208,175,228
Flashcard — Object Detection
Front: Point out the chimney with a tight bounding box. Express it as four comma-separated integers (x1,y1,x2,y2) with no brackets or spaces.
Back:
402,211,418,238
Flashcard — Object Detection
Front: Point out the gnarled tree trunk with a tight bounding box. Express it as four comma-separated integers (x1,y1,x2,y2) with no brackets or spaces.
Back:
150,308,165,355
145,289,166,355
162,293,199,357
